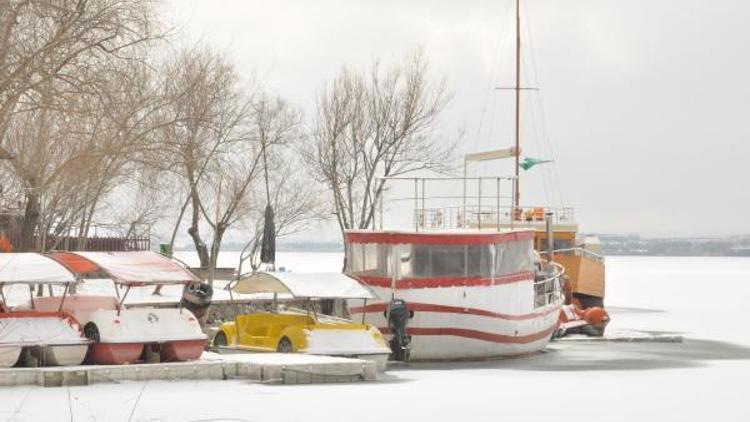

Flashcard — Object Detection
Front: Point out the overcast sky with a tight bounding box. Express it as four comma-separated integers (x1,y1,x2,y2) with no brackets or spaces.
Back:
163,0,750,238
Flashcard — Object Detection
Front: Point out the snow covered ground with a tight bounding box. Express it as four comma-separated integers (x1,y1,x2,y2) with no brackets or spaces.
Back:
1,254,750,421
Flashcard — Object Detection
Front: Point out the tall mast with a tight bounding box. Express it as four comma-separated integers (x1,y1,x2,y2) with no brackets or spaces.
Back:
513,0,521,211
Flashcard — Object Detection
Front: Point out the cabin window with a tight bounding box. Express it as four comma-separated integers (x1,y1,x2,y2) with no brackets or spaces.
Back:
347,243,363,273
347,239,533,279
347,242,392,277
397,245,415,278
466,245,495,277
496,239,535,275
554,239,573,251
536,237,573,252
400,244,495,278
362,243,379,274
430,245,466,277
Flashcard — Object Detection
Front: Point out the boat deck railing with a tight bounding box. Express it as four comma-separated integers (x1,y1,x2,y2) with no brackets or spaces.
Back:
534,262,564,308
415,205,575,231
540,247,605,264
376,176,574,232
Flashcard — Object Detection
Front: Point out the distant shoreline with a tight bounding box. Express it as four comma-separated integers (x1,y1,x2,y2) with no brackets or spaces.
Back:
170,235,750,257
172,248,750,258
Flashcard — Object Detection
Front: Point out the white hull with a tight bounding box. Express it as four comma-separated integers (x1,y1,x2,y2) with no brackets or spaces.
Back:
345,228,562,361
0,346,21,367
351,281,561,360
33,296,206,344
0,314,90,367
42,344,90,366
17,344,89,367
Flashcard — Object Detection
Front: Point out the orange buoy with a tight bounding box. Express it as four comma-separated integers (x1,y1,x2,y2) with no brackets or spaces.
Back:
583,307,608,326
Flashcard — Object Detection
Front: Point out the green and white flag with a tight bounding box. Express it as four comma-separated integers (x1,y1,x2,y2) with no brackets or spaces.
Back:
520,157,554,171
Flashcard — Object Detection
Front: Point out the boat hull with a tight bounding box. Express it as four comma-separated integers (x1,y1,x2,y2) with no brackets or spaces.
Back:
33,297,207,365
351,283,561,360
160,339,206,362
44,344,89,366
0,346,21,367
0,312,90,367
87,342,144,365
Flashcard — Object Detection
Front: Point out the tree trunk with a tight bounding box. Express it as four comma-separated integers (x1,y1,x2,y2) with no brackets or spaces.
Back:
187,186,210,268
207,225,226,287
20,191,40,252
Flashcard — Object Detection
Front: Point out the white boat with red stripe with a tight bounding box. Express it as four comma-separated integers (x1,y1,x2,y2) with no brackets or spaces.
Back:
346,229,563,360
345,201,564,360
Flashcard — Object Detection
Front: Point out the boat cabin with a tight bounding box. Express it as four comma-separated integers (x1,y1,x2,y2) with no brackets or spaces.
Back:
344,231,536,286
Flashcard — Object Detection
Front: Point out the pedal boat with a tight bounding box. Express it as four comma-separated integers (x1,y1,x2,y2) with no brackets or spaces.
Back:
0,253,90,367
214,272,391,371
35,251,207,365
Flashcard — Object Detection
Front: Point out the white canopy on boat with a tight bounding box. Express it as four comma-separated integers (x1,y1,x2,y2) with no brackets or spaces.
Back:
0,253,76,284
232,272,376,300
73,251,200,285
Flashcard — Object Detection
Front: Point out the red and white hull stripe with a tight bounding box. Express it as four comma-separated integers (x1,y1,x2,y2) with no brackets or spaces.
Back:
350,276,561,360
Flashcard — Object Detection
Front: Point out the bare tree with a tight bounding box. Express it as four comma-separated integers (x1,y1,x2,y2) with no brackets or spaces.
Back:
1,55,169,251
0,0,161,145
103,166,170,241
0,0,168,251
229,95,326,273
238,159,327,274
305,51,454,237
156,47,255,270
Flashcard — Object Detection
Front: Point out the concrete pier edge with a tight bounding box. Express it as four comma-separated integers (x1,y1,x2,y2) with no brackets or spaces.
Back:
0,357,378,387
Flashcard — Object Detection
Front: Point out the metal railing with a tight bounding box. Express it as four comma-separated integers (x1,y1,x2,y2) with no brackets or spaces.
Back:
540,247,605,264
376,176,574,232
533,262,564,308
415,206,575,231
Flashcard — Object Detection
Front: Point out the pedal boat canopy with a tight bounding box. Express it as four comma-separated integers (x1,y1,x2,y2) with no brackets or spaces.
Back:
0,253,77,285
48,251,200,286
0,253,89,367
232,272,376,300
41,251,206,365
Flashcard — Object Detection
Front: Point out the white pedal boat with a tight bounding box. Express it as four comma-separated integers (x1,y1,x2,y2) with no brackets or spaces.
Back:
0,253,90,367
36,251,207,365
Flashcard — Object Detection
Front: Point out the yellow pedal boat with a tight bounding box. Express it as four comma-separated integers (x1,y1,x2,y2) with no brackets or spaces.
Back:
214,272,390,371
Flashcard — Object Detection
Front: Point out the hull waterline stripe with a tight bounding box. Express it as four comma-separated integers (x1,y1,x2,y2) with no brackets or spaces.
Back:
344,230,535,245
354,272,534,289
378,326,556,344
350,302,559,321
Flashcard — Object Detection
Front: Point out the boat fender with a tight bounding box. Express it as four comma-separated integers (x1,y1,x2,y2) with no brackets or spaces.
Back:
583,307,608,326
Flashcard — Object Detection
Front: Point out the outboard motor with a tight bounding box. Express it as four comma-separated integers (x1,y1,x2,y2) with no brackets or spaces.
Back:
386,299,413,362
180,282,213,325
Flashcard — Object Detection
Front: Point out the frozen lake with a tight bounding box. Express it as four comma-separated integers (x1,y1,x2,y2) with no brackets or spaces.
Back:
2,255,750,421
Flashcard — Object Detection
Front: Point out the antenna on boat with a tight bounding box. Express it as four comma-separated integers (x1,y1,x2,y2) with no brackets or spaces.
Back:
493,0,538,211
513,0,521,210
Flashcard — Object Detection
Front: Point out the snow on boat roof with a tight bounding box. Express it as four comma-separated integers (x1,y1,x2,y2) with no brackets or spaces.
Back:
51,251,200,285
0,253,76,284
232,272,376,299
